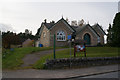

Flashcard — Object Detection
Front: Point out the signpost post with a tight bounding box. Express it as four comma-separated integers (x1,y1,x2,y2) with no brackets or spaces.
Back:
68,35,72,58
68,35,72,68
53,34,56,59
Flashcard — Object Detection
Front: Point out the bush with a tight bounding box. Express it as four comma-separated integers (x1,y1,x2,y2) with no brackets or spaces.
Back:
97,43,103,47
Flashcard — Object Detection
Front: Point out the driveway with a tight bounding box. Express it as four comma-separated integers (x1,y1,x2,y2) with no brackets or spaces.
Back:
21,48,68,67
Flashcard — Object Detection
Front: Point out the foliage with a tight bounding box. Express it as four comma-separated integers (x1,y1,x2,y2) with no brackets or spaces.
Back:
97,43,103,47
33,47,118,69
2,31,21,49
107,24,112,46
107,12,120,47
18,32,38,41
36,27,41,36
2,31,39,49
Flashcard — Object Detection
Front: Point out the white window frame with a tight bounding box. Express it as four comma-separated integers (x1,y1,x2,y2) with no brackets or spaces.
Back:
56,30,66,41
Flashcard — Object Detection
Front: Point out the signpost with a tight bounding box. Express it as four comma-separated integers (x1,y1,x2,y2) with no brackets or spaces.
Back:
74,44,86,57
74,40,86,57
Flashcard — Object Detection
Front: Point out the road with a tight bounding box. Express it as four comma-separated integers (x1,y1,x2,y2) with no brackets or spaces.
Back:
2,64,119,78
82,71,119,78
66,71,119,80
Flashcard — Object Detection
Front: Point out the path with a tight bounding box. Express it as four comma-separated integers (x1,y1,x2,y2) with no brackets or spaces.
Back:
2,64,119,78
21,48,68,67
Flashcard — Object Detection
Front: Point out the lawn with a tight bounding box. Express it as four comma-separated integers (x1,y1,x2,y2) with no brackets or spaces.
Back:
33,47,119,69
2,47,63,69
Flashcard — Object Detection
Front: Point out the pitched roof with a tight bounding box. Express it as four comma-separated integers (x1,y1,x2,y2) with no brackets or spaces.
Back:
60,18,76,32
74,24,100,37
92,23,106,35
38,18,105,38
43,18,75,32
43,22,54,29
38,22,55,38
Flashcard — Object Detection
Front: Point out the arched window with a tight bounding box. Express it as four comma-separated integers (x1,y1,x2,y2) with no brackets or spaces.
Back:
57,30,66,41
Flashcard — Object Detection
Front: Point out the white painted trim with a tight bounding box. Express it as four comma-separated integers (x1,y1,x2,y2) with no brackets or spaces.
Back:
56,30,66,41
57,40,66,41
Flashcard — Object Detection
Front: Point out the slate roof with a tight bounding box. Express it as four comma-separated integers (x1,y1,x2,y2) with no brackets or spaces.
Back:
71,24,100,37
92,23,106,35
43,22,55,29
43,18,76,32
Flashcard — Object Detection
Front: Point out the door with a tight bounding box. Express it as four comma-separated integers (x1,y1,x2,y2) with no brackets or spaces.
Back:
84,33,91,45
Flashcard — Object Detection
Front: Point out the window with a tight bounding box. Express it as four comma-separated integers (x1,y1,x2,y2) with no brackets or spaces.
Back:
57,30,66,41
97,37,100,43
43,32,46,37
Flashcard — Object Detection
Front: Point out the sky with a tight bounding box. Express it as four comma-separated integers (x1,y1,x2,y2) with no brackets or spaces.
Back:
0,0,119,35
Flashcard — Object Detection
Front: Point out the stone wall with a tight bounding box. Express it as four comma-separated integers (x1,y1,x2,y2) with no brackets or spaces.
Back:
44,57,120,69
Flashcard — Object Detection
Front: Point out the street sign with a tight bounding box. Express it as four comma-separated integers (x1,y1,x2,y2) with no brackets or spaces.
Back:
74,45,86,57
75,45,85,52
67,35,72,40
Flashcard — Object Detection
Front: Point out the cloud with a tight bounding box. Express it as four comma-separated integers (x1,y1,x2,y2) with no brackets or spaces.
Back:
0,23,16,32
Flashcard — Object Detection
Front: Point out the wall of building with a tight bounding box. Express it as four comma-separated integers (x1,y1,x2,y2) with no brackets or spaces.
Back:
50,20,73,47
93,27,105,45
76,26,98,46
40,25,50,47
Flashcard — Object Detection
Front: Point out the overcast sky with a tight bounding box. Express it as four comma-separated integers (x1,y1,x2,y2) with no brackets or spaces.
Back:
0,0,119,35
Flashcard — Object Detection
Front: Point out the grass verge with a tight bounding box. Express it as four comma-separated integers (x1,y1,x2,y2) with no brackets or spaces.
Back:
33,47,119,69
2,47,63,69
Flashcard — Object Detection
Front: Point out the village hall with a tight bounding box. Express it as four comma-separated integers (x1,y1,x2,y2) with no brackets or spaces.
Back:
36,17,106,47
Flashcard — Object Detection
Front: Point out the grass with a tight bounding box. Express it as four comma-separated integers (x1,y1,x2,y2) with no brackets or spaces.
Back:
33,47,119,69
2,47,63,69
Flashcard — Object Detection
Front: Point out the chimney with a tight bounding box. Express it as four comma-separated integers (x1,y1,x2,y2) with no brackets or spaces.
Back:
44,19,47,23
51,20,55,24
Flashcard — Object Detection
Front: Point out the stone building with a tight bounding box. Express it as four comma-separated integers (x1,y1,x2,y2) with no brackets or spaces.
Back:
37,18,106,47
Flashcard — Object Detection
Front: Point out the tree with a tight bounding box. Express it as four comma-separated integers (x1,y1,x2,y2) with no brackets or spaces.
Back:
71,20,77,26
78,19,84,26
112,12,120,47
106,24,112,46
107,12,120,47
36,27,41,36
2,31,21,49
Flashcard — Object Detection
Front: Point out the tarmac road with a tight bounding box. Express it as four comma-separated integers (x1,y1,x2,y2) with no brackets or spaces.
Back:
2,64,119,79
82,71,119,78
